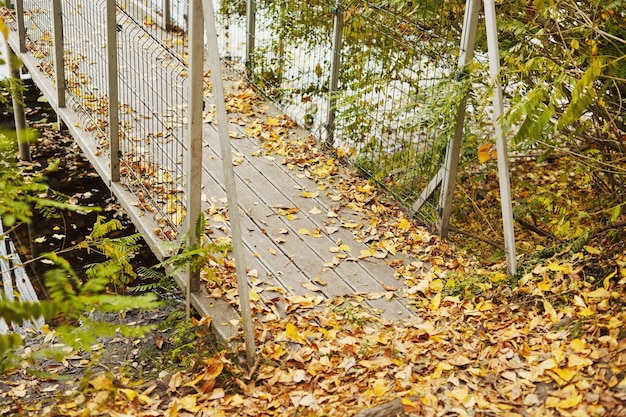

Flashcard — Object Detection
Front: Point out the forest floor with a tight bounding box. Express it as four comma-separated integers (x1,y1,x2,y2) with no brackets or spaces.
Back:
1,82,625,417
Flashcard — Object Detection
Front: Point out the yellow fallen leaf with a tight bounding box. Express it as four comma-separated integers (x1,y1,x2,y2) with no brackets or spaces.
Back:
585,288,609,298
570,339,587,352
205,356,224,379
372,379,390,397
603,269,617,289
551,367,577,384
477,143,491,163
298,228,310,235
607,317,623,329
450,388,475,408
584,245,601,255
184,370,208,387
381,239,397,255
543,299,558,323
212,213,226,223
537,279,551,292
477,300,493,311
401,397,419,413
300,190,319,198
120,388,153,405
568,354,592,368
313,275,327,286
301,281,322,292
430,279,443,293
431,361,453,378
90,374,113,390
556,393,582,409
430,292,441,311
285,322,306,344
398,218,411,229
577,307,595,318
180,395,201,412
547,261,566,271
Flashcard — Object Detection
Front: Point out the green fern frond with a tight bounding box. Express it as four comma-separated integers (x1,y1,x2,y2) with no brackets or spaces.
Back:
195,213,206,242
136,266,166,282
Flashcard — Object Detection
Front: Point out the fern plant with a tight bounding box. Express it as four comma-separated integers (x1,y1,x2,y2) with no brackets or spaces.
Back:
0,134,160,372
81,216,143,287
133,213,232,293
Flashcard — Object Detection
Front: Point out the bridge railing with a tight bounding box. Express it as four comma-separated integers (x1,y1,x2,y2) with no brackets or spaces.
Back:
214,0,469,225
5,0,471,236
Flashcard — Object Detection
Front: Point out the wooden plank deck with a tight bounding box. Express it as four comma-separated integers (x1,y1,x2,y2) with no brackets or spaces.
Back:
6,4,417,344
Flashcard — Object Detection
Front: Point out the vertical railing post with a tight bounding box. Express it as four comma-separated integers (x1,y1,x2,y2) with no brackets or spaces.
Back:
6,45,29,160
51,0,65,108
435,0,479,236
484,0,516,276
245,0,256,69
186,0,204,301
325,0,343,147
163,0,172,30
15,0,26,53
202,0,257,368
106,0,120,182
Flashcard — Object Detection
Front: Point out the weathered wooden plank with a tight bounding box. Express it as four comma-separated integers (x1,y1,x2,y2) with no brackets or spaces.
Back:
199,121,414,321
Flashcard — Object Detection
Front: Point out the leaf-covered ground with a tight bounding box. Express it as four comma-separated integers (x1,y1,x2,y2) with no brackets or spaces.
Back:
2,83,626,417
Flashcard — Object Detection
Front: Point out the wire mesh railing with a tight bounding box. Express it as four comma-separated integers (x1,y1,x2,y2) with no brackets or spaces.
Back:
6,0,198,242
115,1,191,240
214,0,468,225
61,0,110,148
21,2,54,80
7,0,471,234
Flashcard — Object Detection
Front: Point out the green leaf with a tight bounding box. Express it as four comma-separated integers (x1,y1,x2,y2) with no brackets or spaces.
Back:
610,205,621,222
557,58,602,130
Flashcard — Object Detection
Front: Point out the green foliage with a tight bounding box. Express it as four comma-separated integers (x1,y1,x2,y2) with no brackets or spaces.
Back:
135,213,231,289
0,249,160,372
353,72,470,213
43,253,159,351
82,216,142,287
0,135,159,373
498,1,625,192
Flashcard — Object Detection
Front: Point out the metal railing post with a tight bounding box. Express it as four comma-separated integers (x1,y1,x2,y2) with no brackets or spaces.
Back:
6,45,29,160
435,0,479,236
245,0,255,69
106,0,120,182
51,0,65,108
326,0,344,147
484,0,516,276
163,0,171,30
202,0,257,368
15,0,26,52
186,0,204,298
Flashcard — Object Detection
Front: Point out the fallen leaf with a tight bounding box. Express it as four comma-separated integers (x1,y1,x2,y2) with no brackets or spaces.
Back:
285,322,306,344
301,281,322,292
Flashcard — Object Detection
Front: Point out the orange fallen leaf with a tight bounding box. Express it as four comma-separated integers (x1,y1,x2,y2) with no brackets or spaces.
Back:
477,143,491,163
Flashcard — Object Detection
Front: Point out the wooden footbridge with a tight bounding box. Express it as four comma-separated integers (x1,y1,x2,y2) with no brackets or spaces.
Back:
3,1,421,349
